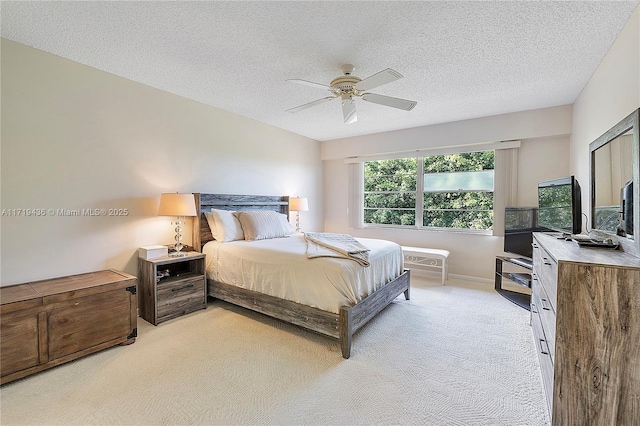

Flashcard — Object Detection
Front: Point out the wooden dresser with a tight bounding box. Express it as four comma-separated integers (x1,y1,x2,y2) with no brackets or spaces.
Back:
531,232,640,424
0,270,137,385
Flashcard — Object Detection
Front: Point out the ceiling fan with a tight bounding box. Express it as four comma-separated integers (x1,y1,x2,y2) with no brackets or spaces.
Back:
286,64,417,124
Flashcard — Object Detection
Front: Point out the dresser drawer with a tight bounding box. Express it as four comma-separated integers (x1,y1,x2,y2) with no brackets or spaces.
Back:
531,304,554,413
157,276,206,322
533,242,558,310
531,279,556,359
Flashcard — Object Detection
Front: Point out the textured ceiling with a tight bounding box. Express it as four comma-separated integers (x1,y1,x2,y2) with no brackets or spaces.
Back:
2,1,638,141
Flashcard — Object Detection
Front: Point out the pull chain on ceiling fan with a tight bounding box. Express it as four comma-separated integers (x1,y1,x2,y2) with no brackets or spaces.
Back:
286,64,417,124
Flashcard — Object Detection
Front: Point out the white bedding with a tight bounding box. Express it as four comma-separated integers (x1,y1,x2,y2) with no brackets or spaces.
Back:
203,233,404,314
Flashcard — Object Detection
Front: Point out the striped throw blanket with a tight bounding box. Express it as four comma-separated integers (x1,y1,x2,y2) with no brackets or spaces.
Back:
304,232,371,267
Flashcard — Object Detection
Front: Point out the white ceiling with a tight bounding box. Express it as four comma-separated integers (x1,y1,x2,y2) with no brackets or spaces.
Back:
1,1,638,141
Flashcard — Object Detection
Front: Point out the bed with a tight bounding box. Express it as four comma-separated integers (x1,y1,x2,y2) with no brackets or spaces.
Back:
193,193,410,358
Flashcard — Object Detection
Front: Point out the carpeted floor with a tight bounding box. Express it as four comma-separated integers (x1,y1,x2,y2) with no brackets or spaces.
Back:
0,275,550,425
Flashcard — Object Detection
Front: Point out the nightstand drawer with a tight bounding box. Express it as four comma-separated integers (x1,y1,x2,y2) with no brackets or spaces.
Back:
157,276,206,321
157,275,204,298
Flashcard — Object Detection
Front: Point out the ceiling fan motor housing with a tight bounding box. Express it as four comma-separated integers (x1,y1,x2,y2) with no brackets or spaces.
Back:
330,76,362,95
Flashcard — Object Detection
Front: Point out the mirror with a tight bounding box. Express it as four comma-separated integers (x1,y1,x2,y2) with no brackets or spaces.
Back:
590,108,639,257
593,130,633,232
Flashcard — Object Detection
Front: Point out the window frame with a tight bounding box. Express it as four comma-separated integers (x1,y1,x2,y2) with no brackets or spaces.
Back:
363,152,495,233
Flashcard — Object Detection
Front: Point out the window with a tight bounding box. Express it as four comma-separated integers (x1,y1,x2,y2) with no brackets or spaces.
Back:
364,158,417,226
364,151,495,230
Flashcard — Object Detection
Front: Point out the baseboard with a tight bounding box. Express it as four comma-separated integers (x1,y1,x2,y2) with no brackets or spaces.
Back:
448,273,493,284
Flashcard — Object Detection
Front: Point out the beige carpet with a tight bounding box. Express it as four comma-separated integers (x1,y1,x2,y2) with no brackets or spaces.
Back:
0,275,550,425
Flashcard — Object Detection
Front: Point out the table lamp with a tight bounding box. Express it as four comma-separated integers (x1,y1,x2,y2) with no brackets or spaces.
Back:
289,197,309,233
158,193,197,257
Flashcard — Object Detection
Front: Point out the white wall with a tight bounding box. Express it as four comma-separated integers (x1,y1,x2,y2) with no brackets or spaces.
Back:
321,105,572,161
323,108,571,280
0,39,323,285
571,6,640,216
517,136,572,207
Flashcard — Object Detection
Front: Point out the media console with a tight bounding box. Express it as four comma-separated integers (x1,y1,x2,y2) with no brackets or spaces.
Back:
494,256,532,310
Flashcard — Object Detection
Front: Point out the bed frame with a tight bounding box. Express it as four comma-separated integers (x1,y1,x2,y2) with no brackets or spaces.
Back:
193,193,410,358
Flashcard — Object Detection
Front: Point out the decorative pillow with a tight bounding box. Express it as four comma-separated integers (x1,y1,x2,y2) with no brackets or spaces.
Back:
234,210,294,241
210,208,245,242
203,211,217,238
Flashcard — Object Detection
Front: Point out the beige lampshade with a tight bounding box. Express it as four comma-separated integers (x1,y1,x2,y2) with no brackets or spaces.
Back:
289,197,309,212
158,193,197,217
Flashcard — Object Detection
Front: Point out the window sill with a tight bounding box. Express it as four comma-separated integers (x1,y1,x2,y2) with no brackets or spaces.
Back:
362,224,493,236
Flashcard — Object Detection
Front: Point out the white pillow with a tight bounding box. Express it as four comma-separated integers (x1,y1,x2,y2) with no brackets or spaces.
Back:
234,210,294,241
204,211,217,237
210,208,245,242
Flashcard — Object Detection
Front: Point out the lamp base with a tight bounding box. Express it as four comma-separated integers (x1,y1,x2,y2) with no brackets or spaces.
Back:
170,216,187,257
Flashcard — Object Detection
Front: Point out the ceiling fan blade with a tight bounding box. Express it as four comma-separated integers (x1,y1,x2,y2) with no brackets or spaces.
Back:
354,68,403,91
342,95,357,124
286,96,337,113
286,79,332,91
362,93,417,111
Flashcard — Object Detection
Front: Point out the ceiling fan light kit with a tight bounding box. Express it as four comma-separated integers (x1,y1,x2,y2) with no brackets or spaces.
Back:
286,64,417,124
341,94,357,124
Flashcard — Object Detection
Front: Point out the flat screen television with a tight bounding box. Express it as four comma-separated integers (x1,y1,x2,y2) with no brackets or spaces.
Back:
537,176,582,235
504,207,548,259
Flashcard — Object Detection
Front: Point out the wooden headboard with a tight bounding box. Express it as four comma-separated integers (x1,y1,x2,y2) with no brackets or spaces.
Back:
193,193,290,251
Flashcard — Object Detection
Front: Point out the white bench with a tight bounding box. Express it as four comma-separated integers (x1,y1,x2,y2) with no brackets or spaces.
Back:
402,246,450,285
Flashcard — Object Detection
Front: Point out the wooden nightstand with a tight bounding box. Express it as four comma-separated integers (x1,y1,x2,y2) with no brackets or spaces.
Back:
138,252,206,325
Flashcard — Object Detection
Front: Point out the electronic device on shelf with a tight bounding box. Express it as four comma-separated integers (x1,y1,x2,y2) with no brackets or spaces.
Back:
569,234,592,242
574,237,619,249
576,240,619,248
563,233,618,249
537,175,582,235
508,257,533,269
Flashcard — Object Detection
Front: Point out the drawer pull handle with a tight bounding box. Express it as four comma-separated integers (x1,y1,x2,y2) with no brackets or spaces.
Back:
172,284,194,292
542,257,551,266
531,302,538,314
541,298,552,311
538,338,550,355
